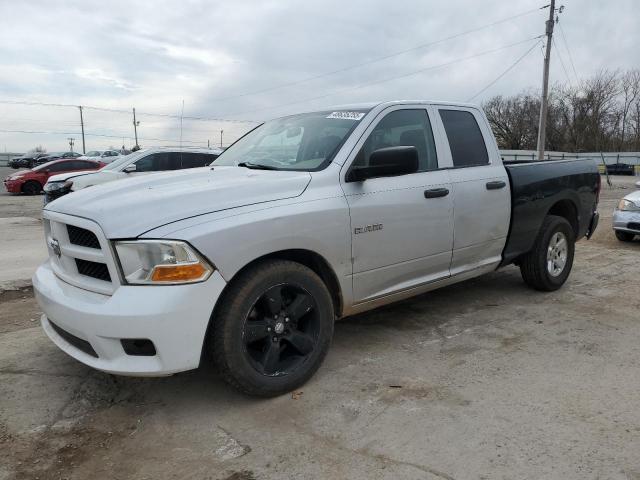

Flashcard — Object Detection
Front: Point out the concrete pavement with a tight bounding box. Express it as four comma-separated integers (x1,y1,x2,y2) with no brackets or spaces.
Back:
0,217,47,291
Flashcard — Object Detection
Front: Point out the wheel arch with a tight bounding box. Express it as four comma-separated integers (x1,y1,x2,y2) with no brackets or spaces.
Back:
200,249,344,367
546,199,579,237
21,179,42,194
226,249,343,317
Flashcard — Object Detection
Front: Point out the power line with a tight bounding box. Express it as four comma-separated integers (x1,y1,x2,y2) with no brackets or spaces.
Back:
225,36,543,117
552,37,571,84
0,99,258,124
206,6,547,103
466,40,542,101
0,128,209,145
557,20,579,83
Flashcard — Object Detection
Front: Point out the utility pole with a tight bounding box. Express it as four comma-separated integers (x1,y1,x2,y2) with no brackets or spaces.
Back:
536,0,556,161
132,108,140,148
68,137,75,152
179,100,184,149
78,106,86,154
220,129,223,148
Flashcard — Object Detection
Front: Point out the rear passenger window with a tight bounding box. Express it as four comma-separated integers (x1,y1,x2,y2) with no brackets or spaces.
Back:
439,110,489,167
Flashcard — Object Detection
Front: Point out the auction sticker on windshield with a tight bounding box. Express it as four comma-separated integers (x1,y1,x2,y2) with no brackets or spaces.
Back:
326,111,366,120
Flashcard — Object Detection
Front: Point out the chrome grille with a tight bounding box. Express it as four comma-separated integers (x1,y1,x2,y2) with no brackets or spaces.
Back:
43,211,119,295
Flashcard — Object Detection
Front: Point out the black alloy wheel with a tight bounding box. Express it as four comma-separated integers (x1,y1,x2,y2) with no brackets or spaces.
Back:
243,283,319,376
211,260,334,397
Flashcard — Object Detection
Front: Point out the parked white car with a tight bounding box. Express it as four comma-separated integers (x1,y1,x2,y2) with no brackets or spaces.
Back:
613,186,640,241
43,147,223,203
78,150,122,164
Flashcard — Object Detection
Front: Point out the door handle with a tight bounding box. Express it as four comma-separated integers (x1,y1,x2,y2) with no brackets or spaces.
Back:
486,180,506,190
424,188,449,198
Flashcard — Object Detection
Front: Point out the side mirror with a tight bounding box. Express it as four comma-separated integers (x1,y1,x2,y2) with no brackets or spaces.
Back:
347,146,419,182
635,180,640,189
123,164,137,173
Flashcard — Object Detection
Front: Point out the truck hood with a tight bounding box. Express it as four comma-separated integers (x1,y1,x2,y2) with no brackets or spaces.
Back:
45,166,312,237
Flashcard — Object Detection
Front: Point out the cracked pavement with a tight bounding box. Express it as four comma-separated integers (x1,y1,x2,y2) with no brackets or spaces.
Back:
1,175,640,479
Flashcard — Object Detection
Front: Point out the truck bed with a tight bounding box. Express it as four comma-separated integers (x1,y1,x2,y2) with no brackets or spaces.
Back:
501,158,600,266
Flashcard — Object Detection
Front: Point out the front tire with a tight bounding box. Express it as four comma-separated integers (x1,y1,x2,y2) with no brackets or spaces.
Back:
615,230,635,242
211,260,334,397
21,181,41,195
520,215,575,291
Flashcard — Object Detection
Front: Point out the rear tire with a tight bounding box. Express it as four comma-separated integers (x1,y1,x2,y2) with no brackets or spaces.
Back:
615,230,635,242
211,260,334,397
520,215,575,291
21,181,41,195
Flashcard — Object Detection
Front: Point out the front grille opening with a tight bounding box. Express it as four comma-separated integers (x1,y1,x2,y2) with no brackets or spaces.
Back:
121,339,157,356
67,225,100,249
627,222,640,231
75,259,111,282
49,320,98,358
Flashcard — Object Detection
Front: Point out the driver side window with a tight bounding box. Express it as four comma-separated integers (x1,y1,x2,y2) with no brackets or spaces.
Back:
353,109,438,171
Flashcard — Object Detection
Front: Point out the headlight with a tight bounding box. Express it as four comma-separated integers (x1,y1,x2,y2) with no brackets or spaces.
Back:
44,180,72,192
9,175,23,180
617,199,640,211
114,240,213,285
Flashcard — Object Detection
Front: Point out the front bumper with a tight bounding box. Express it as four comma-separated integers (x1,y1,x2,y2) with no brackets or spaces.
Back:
612,209,640,234
3,179,21,193
33,260,226,376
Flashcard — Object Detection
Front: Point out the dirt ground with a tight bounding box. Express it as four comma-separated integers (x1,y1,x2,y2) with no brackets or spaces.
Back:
1,172,639,480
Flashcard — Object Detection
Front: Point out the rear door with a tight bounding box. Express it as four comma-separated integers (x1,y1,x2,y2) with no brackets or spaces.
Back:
434,107,510,275
341,106,454,303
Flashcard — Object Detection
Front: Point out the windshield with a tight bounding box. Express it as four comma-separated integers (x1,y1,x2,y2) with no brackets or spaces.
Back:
213,110,369,171
103,150,146,171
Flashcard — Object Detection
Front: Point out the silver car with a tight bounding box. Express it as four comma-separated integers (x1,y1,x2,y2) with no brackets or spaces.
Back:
613,182,640,241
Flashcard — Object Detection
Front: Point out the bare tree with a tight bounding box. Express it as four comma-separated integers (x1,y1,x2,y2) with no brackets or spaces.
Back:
618,70,640,149
483,92,540,149
483,69,639,153
27,145,46,154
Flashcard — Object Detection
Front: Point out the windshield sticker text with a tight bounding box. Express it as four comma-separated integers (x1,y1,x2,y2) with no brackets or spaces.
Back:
326,111,365,121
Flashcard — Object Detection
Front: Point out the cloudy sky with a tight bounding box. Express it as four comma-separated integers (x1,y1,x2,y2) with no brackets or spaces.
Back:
0,0,638,152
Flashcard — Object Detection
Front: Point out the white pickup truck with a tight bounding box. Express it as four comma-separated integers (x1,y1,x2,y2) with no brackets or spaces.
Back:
34,101,600,396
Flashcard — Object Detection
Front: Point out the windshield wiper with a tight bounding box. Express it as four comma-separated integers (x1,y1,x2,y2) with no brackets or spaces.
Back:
236,161,279,170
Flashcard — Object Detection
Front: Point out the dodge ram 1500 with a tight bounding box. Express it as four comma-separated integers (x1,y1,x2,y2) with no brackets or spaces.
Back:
34,100,600,396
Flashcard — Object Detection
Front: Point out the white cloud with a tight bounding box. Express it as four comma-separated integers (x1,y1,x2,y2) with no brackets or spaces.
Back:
0,0,638,151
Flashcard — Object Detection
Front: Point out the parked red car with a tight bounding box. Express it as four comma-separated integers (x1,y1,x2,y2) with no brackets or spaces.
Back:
3,159,105,195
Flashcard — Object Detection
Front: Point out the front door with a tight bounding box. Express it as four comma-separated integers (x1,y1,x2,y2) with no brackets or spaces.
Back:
341,107,454,304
